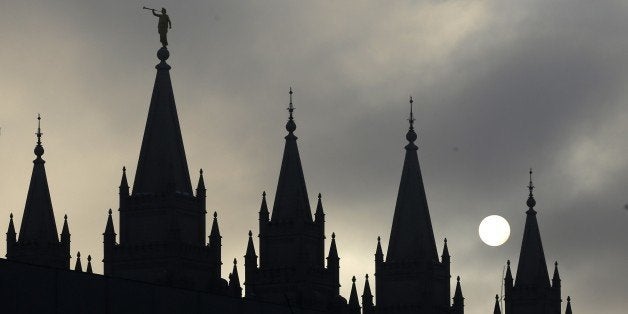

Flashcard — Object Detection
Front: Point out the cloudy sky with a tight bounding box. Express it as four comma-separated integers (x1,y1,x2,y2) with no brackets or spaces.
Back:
1,0,627,312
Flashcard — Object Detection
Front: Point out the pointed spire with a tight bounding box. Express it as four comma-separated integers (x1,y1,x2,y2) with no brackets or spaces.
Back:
209,211,221,239
104,209,116,237
327,232,339,260
375,236,384,263
7,213,16,238
18,115,59,244
493,295,502,314
452,276,464,308
442,238,450,260
228,258,242,297
196,169,206,196
132,47,193,196
386,98,438,262
348,276,360,311
314,193,325,222
259,191,269,216
271,88,312,222
86,255,93,274
552,261,561,289
505,259,513,282
74,251,82,272
362,274,374,310
515,170,551,288
565,296,572,314
119,166,129,192
61,214,70,237
245,230,257,258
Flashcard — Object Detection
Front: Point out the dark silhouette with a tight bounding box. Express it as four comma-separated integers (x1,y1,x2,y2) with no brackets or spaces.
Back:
145,7,171,47
242,88,347,311
5,115,71,269
102,45,226,293
498,170,573,314
0,32,579,314
368,97,464,314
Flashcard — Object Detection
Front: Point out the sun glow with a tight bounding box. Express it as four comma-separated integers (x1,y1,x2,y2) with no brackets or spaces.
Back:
479,215,511,247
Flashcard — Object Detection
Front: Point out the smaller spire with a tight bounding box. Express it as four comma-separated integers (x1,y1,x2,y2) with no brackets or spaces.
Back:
120,166,129,190
375,236,384,262
565,296,572,314
61,214,70,236
285,87,296,133
552,261,561,288
315,193,325,222
196,169,206,196
453,276,464,308
74,251,82,272
86,255,93,274
493,294,502,314
209,211,221,239
7,213,16,237
348,275,360,311
259,191,269,216
362,273,374,308
228,258,242,297
442,238,450,260
327,232,339,260
245,230,257,258
526,168,537,211
104,209,116,237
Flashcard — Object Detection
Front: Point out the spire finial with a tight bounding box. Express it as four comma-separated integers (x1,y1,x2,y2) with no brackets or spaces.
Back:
213,211,218,219
457,276,460,282
495,294,499,301
526,168,537,209
377,236,381,242
262,191,266,198
64,214,68,220
108,208,112,215
365,274,369,280
10,213,13,219
233,258,237,265
352,276,356,283
507,259,511,266
409,96,415,129
34,114,45,158
332,232,336,239
248,230,252,237
123,166,126,173
318,192,321,199
405,96,418,148
286,87,296,133
200,168,203,175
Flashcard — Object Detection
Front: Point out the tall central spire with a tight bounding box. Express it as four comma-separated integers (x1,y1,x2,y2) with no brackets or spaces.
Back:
386,96,438,262
270,88,312,222
515,169,550,288
132,47,193,195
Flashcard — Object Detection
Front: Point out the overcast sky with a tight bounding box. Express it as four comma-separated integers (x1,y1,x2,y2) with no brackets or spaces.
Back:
1,1,627,313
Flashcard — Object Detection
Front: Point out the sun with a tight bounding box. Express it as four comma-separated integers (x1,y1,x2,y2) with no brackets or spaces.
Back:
479,215,511,246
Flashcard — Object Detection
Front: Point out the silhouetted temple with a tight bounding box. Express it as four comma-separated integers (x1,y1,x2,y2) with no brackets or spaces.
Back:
0,44,575,314
491,171,573,314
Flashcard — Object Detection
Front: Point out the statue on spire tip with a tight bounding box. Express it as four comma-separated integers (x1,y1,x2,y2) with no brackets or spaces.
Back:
144,6,172,47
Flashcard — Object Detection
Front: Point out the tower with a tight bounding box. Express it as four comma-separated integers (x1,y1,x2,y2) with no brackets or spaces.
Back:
5,115,71,269
243,89,344,311
102,46,226,292
502,170,568,314
373,97,460,313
